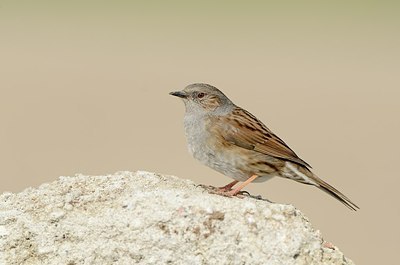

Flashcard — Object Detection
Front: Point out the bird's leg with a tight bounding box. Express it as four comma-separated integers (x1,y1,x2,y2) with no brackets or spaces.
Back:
227,175,259,196
199,180,238,193
218,180,239,192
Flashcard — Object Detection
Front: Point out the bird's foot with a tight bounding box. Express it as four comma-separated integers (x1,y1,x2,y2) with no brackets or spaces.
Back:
197,184,239,196
217,180,239,192
207,189,250,199
199,184,269,201
197,182,238,193
196,180,265,200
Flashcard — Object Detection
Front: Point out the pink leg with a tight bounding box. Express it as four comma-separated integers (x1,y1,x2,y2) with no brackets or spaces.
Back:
218,180,239,191
227,175,259,196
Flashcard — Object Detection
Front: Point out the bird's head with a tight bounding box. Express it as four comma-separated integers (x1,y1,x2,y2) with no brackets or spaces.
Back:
170,83,234,115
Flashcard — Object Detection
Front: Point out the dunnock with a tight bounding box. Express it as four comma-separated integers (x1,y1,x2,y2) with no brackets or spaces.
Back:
170,83,359,210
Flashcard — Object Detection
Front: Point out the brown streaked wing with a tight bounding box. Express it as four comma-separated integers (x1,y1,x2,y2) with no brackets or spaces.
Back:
214,107,311,168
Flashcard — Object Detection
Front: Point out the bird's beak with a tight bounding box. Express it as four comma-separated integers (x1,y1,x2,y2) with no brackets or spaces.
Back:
169,91,188,99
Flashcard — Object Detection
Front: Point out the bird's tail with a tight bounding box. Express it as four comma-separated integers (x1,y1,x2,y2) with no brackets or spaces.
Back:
284,162,359,210
312,173,359,211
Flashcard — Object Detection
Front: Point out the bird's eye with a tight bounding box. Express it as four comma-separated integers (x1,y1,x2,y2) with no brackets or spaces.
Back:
197,92,205,99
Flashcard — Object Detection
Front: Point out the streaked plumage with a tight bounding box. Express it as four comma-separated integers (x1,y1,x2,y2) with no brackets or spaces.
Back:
170,83,359,211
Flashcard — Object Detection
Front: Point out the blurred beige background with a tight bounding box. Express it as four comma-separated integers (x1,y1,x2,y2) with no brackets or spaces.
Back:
1,1,399,264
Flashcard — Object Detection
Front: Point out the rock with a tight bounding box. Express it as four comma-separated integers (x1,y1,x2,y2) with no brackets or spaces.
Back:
0,171,354,265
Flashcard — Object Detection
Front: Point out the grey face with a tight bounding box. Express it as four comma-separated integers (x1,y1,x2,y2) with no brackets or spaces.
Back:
170,83,234,114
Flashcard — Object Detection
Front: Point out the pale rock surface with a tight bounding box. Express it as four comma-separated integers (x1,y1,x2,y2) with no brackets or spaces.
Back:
0,171,354,265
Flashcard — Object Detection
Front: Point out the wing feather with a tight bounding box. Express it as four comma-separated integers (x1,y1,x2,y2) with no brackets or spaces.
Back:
213,107,311,168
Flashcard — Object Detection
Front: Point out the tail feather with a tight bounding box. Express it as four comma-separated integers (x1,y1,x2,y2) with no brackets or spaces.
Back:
284,162,359,210
313,175,359,211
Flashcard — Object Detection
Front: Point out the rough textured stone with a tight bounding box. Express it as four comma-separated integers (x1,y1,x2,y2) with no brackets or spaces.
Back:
0,171,354,265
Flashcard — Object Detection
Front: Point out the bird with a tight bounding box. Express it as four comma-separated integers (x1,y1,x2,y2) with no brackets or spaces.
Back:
170,83,359,211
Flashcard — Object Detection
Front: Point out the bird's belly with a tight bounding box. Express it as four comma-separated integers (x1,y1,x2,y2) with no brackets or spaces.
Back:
184,118,275,183
190,141,275,183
